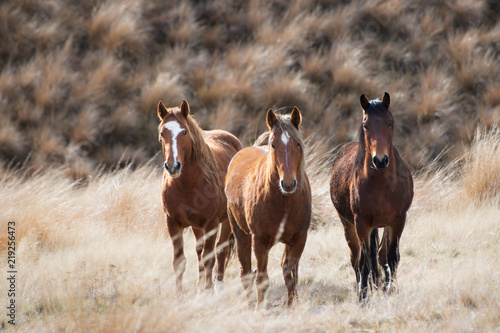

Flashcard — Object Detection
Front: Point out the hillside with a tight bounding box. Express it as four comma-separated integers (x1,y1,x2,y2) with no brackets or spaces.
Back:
1,0,499,179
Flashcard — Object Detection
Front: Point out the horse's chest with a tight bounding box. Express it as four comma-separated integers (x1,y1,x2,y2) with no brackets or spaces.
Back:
352,182,405,222
162,186,223,226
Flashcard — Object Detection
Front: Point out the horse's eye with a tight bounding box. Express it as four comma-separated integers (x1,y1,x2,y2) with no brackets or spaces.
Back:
271,144,275,149
363,124,368,130
389,122,394,128
297,142,301,148
183,131,187,136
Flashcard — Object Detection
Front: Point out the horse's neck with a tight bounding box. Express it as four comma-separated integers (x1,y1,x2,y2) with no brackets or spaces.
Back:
167,157,203,189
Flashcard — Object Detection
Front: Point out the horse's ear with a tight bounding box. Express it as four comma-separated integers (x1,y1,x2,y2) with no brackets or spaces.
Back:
266,108,278,130
290,106,302,130
180,99,190,117
157,101,169,120
382,92,390,108
360,94,370,112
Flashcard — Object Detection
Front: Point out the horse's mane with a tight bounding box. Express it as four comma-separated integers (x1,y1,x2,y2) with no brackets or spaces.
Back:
184,114,223,189
355,99,393,166
262,114,306,193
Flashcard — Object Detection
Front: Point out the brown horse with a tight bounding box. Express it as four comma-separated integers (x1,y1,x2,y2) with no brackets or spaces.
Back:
329,93,413,302
225,107,311,307
158,99,242,294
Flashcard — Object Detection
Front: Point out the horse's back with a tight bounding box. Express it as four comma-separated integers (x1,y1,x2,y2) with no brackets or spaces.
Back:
204,129,242,172
329,142,359,223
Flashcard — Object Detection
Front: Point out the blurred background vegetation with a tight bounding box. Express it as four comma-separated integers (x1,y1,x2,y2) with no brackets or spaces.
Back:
0,0,499,179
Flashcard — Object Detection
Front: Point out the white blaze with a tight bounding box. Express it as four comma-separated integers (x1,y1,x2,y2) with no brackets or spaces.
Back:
163,121,184,161
281,131,290,167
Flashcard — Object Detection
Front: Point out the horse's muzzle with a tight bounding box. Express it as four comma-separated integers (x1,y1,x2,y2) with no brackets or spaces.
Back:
372,155,389,170
280,179,297,196
165,161,181,177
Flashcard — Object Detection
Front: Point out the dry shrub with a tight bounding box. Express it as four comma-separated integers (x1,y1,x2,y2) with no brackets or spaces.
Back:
88,0,150,61
461,127,500,204
415,68,457,122
141,73,188,114
257,73,310,112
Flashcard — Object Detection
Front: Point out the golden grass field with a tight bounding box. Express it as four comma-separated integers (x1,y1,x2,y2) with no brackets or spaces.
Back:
0,0,499,331
0,129,499,332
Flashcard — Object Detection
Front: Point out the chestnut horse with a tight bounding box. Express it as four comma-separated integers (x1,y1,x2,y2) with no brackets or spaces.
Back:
158,99,242,294
329,93,413,302
225,107,311,307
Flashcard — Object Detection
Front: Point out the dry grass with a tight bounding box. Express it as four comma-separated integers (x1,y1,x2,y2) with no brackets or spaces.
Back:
1,131,499,332
0,1,499,329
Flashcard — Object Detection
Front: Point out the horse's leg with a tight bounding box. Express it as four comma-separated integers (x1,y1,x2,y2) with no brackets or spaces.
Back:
215,217,232,291
201,221,218,290
369,228,381,288
192,227,205,291
340,217,361,286
254,237,270,307
228,208,253,301
379,227,392,292
355,218,372,303
282,234,307,307
387,216,406,291
166,217,186,295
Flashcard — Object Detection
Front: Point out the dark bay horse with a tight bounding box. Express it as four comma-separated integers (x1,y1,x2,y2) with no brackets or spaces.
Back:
329,93,413,302
158,99,242,294
225,107,312,307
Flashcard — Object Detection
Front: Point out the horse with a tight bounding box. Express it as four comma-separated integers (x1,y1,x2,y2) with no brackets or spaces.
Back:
157,99,242,294
225,107,311,307
329,92,413,302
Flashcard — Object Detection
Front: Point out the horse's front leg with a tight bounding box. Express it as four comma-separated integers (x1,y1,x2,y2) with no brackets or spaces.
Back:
166,217,186,295
254,237,270,307
355,217,373,303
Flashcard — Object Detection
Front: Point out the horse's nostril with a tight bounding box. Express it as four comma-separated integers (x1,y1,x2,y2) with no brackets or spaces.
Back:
383,155,389,165
293,179,297,188
164,162,169,170
175,161,181,170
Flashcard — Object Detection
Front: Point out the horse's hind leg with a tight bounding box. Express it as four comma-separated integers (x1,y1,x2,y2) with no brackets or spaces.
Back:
192,227,206,291
282,235,307,307
228,208,253,301
201,220,219,290
215,218,232,291
166,217,186,295
379,227,392,292
380,217,405,293
370,229,381,288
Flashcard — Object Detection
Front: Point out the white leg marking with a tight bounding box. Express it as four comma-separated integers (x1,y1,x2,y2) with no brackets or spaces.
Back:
164,121,185,162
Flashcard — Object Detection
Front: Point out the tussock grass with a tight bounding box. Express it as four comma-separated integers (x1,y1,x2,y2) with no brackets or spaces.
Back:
1,132,499,331
1,0,499,175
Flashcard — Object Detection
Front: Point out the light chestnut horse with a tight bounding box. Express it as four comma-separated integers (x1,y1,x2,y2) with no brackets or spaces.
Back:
330,93,413,302
225,107,311,307
158,99,242,294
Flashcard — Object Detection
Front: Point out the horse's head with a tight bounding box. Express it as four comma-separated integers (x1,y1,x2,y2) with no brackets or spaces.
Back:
157,99,193,178
266,107,304,196
360,92,394,171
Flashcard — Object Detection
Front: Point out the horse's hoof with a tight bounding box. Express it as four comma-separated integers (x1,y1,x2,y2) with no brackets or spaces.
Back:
214,280,224,293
